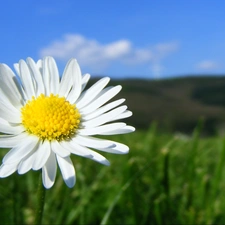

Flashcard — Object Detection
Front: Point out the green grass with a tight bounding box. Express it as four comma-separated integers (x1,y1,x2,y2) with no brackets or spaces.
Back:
1,123,225,225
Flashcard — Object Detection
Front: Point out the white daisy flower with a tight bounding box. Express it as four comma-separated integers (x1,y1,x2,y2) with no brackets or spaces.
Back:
0,57,135,189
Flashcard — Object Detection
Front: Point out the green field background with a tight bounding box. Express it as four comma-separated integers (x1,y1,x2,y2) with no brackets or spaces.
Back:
1,76,225,224
1,121,225,225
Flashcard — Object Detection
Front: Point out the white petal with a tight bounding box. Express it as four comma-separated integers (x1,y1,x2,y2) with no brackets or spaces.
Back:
19,60,36,99
48,57,60,94
101,125,135,135
96,142,129,154
17,150,37,174
0,63,24,107
73,135,116,149
60,141,93,158
68,141,110,165
0,99,21,123
0,118,24,134
42,57,51,96
87,151,110,165
0,132,29,147
32,141,51,170
81,73,90,91
80,85,122,114
66,59,82,103
0,82,24,111
2,135,39,164
74,135,128,154
36,60,43,75
58,60,74,97
82,98,125,120
42,150,57,189
110,110,133,121
78,122,127,136
51,140,70,158
13,63,20,77
0,163,18,177
76,77,110,108
26,57,45,96
56,155,75,188
82,105,127,128
0,88,22,112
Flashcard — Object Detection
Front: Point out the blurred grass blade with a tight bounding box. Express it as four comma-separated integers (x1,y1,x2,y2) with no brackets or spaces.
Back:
186,119,203,209
100,162,152,225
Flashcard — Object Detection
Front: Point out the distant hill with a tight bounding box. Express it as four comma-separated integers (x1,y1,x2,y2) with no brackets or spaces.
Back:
89,76,225,135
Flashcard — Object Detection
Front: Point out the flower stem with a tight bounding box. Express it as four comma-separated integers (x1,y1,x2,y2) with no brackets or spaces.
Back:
34,173,46,225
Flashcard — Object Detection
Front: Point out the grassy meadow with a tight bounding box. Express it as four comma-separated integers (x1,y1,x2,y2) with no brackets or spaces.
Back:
1,121,225,225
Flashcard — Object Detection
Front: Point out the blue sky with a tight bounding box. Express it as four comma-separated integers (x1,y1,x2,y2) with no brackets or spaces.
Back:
1,0,225,79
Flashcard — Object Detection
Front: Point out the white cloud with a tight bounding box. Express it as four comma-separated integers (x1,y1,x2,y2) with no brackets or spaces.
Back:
196,60,220,70
40,34,149,65
39,34,179,76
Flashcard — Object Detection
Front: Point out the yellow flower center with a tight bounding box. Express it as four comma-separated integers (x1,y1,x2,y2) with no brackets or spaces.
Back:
21,94,81,141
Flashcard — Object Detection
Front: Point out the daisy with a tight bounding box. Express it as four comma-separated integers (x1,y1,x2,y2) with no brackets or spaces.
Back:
0,57,135,189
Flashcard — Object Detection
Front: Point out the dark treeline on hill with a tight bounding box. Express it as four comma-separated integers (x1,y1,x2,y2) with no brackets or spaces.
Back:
89,75,225,136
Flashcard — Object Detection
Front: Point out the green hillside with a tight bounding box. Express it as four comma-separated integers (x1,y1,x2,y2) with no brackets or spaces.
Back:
96,76,225,135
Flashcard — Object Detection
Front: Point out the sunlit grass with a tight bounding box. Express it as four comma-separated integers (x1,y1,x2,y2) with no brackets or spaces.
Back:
1,123,225,225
